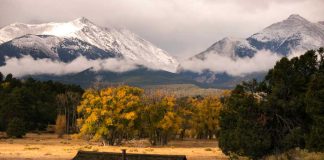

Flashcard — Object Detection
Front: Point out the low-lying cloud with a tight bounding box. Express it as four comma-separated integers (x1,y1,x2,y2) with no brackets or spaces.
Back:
181,50,283,76
0,50,307,77
0,56,139,77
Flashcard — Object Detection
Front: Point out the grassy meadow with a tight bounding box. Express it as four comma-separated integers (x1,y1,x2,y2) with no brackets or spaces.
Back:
1,133,324,160
0,133,227,160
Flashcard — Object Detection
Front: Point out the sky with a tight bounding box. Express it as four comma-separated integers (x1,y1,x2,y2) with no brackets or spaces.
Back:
1,0,324,59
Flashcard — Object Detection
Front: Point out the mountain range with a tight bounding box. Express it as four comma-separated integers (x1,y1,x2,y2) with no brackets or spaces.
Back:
0,14,323,88
0,17,179,72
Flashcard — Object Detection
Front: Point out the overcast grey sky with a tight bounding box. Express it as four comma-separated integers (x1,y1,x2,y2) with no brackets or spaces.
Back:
1,0,323,59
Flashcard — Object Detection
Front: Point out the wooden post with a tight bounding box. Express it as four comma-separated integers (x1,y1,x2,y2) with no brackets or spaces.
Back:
122,149,126,160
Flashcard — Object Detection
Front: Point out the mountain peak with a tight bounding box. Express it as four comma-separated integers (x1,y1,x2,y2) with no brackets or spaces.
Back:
72,17,93,25
286,14,308,22
220,37,242,42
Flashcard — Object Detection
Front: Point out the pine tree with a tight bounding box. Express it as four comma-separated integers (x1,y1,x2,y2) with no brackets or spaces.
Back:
218,83,271,159
6,118,26,138
0,72,3,82
305,52,324,151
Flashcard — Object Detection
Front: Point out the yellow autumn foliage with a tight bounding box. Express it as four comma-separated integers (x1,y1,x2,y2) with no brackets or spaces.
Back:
76,85,143,145
191,96,223,139
76,85,226,145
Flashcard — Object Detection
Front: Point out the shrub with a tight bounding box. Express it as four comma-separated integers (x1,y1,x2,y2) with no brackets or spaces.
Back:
6,118,26,138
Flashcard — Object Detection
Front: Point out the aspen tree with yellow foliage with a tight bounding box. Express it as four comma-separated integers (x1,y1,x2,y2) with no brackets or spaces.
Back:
140,91,181,145
76,86,143,145
190,96,223,139
75,85,226,146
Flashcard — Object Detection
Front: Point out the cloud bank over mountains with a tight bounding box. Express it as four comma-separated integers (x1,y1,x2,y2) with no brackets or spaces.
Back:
0,50,304,77
181,50,283,76
0,56,138,77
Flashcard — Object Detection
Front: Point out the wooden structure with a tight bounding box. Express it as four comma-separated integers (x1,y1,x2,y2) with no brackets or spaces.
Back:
72,150,187,160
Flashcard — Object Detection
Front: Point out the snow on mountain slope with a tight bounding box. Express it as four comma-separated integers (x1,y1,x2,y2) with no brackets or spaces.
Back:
191,14,324,61
0,34,117,65
317,21,324,31
184,14,324,84
0,17,179,72
250,15,324,43
248,14,324,55
11,34,61,59
193,37,257,60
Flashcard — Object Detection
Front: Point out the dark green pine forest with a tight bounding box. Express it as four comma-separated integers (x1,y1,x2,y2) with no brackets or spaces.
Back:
0,74,83,133
218,48,324,159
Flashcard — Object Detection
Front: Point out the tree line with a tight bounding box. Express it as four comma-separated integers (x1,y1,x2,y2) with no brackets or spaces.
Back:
0,73,83,137
0,73,225,145
75,86,226,145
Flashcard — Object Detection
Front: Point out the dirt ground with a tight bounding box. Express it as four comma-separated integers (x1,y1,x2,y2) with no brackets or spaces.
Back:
0,133,228,160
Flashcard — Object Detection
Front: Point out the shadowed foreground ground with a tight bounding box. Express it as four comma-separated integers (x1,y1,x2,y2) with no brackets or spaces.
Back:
0,133,228,160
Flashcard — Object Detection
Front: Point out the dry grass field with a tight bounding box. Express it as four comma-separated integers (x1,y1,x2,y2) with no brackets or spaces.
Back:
0,133,228,160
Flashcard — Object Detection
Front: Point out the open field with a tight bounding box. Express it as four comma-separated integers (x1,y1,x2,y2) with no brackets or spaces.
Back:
0,133,228,160
144,84,225,97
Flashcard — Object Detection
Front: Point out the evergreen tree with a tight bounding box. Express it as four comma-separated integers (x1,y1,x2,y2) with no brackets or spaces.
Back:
218,48,324,158
0,72,3,82
6,118,26,138
218,82,271,159
0,75,83,132
4,73,13,81
305,51,324,151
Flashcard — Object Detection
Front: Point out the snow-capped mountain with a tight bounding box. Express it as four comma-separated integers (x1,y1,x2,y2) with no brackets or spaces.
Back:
317,21,324,30
248,14,324,55
185,14,324,86
0,34,117,65
0,17,179,72
191,14,324,60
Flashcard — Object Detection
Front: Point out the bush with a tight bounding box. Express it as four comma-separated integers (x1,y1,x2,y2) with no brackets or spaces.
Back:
6,118,26,138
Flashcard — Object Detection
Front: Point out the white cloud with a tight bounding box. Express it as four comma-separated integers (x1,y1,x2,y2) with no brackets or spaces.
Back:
0,49,311,77
0,56,139,77
181,50,282,76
